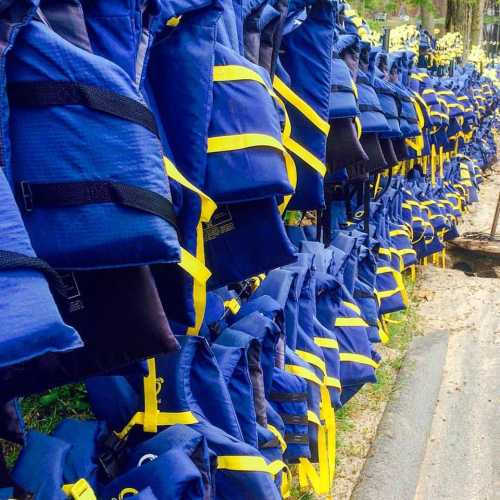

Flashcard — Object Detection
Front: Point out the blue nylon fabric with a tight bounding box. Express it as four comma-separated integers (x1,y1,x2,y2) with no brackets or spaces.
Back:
122,425,216,499
316,272,377,389
277,0,336,209
356,70,391,134
207,42,291,202
101,450,206,500
85,340,281,499
52,419,108,489
147,1,222,329
270,368,311,463
205,198,297,288
329,57,359,119
6,17,180,270
212,340,260,447
11,431,69,500
0,170,82,371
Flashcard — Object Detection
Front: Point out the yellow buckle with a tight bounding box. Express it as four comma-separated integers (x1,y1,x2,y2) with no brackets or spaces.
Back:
62,479,96,500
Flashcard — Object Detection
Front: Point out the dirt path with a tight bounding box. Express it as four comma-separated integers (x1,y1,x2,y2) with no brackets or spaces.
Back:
347,165,500,500
414,266,500,500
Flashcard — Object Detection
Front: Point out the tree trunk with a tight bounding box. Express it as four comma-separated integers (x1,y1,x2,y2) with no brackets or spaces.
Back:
445,0,476,56
421,4,434,31
470,0,484,47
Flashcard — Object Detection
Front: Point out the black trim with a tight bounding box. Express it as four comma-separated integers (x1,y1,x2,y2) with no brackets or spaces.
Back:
269,391,308,402
358,104,383,114
8,81,159,136
284,433,309,445
18,181,177,230
280,414,308,425
331,84,354,94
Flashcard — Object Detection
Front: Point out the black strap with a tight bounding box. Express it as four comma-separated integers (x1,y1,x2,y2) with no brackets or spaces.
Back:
358,104,383,114
280,414,308,425
331,84,354,94
0,250,64,292
8,81,159,136
269,391,308,403
19,181,177,230
284,433,309,445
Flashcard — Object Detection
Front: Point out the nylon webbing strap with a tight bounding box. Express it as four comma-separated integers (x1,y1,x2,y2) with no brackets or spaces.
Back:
358,104,383,113
0,250,64,292
8,81,159,136
269,391,308,402
19,181,177,229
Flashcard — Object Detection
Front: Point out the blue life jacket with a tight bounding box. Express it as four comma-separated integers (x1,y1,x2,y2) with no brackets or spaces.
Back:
6,6,180,270
0,169,82,380
273,0,335,209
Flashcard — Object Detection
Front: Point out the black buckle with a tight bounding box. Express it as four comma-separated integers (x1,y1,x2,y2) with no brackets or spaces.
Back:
97,433,128,481
20,181,33,212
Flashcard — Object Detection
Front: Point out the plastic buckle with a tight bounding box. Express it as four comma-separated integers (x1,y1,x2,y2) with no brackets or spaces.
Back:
97,433,128,481
20,181,33,212
62,479,96,500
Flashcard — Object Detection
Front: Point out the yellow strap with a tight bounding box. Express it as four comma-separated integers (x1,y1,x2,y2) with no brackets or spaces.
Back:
166,15,182,27
217,456,271,473
268,460,292,498
163,157,215,336
273,76,330,135
376,266,395,274
285,364,322,385
342,300,361,315
324,375,341,389
377,319,390,344
283,136,327,177
389,229,410,237
207,133,284,154
224,298,241,315
335,317,368,327
163,157,216,223
278,149,297,214
118,488,140,500
314,337,339,350
213,65,272,94
299,385,336,495
267,424,287,452
307,410,321,426
62,479,96,500
354,116,362,139
339,353,379,368
295,350,327,377
179,248,211,284
117,359,198,438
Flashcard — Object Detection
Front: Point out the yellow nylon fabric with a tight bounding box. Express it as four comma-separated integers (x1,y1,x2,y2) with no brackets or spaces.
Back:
163,156,216,336
342,300,361,315
339,352,379,368
267,424,287,452
62,479,97,500
335,317,369,327
285,364,322,385
295,349,327,376
217,456,271,473
273,76,330,134
207,133,285,154
314,337,339,350
116,359,198,438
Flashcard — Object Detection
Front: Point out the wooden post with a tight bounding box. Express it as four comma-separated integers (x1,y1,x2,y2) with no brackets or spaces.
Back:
490,192,500,239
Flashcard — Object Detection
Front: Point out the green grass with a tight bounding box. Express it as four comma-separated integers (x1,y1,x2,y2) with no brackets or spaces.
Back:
2,384,92,466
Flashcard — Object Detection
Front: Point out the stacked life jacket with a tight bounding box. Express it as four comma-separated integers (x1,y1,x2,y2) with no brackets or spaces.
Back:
0,0,185,401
